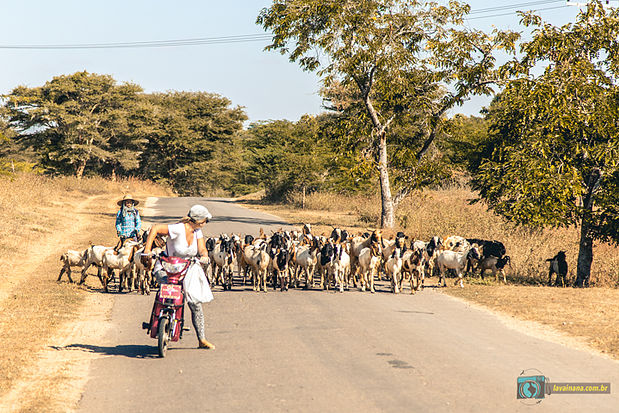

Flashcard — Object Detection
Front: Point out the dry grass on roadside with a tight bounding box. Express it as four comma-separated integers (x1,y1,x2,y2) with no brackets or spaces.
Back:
0,172,171,407
0,174,172,263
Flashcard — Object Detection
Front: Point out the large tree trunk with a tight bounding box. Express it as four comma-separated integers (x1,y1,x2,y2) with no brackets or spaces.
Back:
575,168,602,287
575,218,594,287
378,133,395,228
361,91,396,229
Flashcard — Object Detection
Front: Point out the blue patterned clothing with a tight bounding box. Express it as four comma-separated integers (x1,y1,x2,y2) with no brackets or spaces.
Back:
116,208,141,238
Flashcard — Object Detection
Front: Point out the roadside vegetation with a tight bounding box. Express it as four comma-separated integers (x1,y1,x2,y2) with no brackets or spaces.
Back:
0,173,170,407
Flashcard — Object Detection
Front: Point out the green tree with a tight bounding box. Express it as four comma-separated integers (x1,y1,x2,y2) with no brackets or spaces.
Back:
243,116,334,201
3,71,143,178
442,114,489,174
140,92,247,195
474,3,619,286
258,0,518,227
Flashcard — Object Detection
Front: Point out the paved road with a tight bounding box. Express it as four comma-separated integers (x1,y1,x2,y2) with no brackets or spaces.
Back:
77,197,618,412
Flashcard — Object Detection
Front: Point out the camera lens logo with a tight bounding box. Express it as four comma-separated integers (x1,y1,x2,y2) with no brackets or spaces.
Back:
518,377,544,399
518,378,542,399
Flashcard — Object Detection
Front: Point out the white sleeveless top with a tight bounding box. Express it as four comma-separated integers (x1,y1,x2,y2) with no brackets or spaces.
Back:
154,223,203,273
165,222,203,258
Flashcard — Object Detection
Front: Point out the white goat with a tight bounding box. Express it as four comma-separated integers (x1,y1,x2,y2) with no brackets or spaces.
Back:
58,249,87,283
101,240,139,293
349,231,383,288
385,247,404,294
443,235,471,252
358,243,382,293
333,248,350,293
292,238,319,289
79,245,114,286
436,245,481,288
242,244,270,292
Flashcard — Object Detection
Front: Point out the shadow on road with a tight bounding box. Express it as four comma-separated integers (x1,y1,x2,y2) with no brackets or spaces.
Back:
51,344,160,359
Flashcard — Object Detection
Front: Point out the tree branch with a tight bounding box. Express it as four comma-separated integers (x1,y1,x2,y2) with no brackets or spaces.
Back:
393,186,412,208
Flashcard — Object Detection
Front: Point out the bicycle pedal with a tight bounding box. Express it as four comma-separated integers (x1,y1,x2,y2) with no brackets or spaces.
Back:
182,327,190,331
142,322,150,330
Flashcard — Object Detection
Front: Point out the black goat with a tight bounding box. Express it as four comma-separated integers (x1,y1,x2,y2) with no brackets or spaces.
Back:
466,238,506,258
546,251,568,287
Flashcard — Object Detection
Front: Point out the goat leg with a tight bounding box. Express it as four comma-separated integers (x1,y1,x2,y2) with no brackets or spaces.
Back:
57,267,66,282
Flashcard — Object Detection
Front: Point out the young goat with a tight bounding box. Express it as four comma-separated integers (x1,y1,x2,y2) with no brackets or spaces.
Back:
101,240,139,293
401,248,424,294
79,245,114,286
478,255,511,283
58,249,87,283
385,247,404,294
358,242,382,293
292,237,319,289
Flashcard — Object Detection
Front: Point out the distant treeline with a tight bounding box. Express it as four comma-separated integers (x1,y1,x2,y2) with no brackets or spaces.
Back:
0,71,485,198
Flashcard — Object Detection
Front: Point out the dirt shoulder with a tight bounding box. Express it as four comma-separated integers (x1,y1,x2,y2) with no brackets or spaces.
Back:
0,179,165,412
0,194,117,412
442,284,619,361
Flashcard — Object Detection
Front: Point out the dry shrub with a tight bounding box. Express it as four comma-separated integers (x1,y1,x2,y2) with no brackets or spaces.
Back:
282,188,618,287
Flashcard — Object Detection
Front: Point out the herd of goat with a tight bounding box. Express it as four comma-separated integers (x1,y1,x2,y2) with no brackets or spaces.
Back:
56,223,554,295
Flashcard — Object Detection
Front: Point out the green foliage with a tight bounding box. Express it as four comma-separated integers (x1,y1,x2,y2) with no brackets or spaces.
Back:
1,100,41,175
239,112,379,200
3,71,144,177
258,0,519,224
139,92,247,196
442,114,489,173
1,73,248,195
242,116,327,199
474,2,619,245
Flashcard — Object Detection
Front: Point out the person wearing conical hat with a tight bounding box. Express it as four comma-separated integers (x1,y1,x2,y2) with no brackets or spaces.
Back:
114,194,141,252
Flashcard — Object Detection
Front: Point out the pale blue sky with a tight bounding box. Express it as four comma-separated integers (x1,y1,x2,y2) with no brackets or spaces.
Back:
0,1,587,123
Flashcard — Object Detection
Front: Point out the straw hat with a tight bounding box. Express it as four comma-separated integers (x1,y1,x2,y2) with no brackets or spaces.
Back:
117,194,139,206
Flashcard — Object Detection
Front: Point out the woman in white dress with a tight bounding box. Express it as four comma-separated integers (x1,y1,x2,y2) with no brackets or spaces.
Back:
143,204,215,349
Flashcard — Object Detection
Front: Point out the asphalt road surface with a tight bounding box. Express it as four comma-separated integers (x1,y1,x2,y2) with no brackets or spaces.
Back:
77,197,618,412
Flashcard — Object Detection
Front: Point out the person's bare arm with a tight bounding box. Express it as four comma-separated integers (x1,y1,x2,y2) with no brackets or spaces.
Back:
143,224,169,255
197,236,207,257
